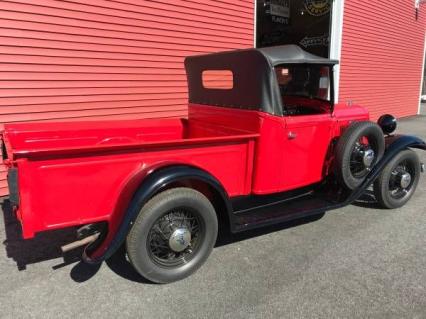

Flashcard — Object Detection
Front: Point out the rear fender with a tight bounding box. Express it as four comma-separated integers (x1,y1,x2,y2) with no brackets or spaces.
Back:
84,164,232,263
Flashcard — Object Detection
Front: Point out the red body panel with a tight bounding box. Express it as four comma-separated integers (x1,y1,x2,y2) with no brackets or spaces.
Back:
2,103,368,240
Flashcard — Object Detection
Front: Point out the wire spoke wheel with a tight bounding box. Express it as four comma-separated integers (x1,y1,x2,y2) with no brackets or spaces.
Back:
388,160,415,200
127,187,217,283
349,138,375,178
147,208,204,268
373,149,421,209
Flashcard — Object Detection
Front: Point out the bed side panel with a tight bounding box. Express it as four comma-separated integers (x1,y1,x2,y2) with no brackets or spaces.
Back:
18,140,253,236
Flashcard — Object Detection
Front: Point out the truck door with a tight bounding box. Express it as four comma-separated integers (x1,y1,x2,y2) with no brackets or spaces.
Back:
282,114,334,190
275,64,335,190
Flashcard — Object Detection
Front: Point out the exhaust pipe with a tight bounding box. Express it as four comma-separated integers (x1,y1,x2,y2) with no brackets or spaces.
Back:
61,233,100,253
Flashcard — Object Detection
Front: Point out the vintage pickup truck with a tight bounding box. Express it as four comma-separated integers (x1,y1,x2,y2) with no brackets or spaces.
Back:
2,45,425,283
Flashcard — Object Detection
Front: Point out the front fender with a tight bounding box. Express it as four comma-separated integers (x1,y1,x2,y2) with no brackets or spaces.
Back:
83,165,232,263
345,134,426,204
384,134,426,151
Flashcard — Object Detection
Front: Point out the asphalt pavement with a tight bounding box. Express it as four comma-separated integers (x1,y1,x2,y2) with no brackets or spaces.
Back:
0,110,425,319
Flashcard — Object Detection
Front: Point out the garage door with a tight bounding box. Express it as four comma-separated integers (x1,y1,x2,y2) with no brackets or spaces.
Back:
339,0,425,120
0,0,254,196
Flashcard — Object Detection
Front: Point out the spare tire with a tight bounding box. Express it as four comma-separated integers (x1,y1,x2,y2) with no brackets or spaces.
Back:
335,121,385,190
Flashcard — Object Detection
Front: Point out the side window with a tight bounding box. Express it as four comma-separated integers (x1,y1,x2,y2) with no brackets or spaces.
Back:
317,66,330,100
202,70,234,90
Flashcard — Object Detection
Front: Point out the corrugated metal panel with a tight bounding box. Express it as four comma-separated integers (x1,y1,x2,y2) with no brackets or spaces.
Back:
339,0,426,121
0,0,254,196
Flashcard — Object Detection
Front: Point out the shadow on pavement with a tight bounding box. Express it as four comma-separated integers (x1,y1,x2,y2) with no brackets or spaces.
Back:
1,199,103,281
351,190,384,209
215,212,326,247
101,212,327,284
1,196,328,284
1,199,82,271
69,261,102,283
105,245,153,284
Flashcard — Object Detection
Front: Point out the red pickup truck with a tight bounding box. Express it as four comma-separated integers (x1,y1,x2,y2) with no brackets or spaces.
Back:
2,45,425,283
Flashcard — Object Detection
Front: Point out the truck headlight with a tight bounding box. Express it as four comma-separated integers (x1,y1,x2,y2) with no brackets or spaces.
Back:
377,114,397,135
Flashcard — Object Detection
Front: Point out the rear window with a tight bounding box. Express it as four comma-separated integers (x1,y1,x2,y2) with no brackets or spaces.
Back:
202,70,234,90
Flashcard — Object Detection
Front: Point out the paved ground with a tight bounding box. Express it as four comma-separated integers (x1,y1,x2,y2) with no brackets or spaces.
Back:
1,109,426,319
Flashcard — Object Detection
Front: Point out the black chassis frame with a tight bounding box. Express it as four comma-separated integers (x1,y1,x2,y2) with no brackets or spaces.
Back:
84,134,426,263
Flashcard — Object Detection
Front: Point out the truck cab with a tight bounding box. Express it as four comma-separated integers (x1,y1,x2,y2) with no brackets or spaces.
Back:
185,45,367,193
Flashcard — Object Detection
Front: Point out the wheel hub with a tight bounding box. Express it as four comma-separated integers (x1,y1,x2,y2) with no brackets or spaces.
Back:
398,172,412,189
362,148,375,167
168,228,191,252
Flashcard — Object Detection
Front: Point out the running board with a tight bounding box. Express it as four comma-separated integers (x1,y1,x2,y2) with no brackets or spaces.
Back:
231,187,350,233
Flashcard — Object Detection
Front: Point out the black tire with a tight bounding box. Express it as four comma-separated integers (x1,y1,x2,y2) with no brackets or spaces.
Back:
335,121,385,189
374,149,420,209
126,187,218,284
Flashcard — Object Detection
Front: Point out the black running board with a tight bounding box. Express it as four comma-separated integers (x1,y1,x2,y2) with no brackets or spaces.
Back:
231,190,346,233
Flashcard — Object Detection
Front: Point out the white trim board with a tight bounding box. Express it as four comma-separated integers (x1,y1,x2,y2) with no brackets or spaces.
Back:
330,0,345,104
418,33,426,115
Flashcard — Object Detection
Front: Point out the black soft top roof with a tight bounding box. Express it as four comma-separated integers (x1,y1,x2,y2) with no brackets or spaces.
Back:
258,45,338,66
184,45,338,115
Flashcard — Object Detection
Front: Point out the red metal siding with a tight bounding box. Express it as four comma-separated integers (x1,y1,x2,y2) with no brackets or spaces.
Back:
0,0,254,196
339,1,426,121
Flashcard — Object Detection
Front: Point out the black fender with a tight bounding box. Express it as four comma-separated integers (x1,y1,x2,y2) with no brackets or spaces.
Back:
84,165,232,263
344,134,426,204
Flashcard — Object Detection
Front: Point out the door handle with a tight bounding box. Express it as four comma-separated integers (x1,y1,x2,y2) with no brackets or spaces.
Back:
288,131,297,140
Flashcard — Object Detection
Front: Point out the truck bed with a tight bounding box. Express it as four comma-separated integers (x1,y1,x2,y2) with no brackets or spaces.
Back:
2,117,258,238
3,117,258,159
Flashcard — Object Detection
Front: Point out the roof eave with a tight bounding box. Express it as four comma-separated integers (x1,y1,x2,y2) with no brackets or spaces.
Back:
271,59,339,66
